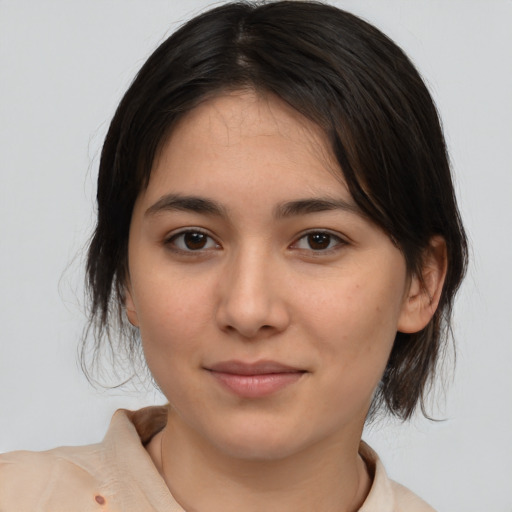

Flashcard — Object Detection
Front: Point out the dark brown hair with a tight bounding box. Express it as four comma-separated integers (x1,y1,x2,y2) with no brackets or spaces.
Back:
85,1,468,419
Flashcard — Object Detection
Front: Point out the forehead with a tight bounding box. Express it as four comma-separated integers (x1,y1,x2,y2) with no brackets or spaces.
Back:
145,91,349,203
179,91,324,146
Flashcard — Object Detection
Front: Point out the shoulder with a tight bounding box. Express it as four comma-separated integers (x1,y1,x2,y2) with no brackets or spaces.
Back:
389,480,436,512
359,441,436,512
0,407,171,512
0,444,108,511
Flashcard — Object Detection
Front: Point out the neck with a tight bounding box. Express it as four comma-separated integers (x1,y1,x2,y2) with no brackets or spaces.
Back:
147,410,371,512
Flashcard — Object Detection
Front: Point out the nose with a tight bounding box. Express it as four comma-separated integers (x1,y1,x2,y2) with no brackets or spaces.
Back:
215,246,290,339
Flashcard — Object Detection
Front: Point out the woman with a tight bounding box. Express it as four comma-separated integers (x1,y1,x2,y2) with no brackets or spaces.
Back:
0,1,467,510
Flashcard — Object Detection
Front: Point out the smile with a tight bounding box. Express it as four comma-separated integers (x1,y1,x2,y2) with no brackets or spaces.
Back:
206,360,306,398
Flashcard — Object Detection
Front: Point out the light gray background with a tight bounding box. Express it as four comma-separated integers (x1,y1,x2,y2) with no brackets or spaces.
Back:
1,1,511,510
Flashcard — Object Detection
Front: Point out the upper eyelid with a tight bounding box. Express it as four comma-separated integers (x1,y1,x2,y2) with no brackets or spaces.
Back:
165,226,215,240
293,229,348,243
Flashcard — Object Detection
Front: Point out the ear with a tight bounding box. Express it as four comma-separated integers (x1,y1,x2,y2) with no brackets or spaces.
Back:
124,283,140,328
398,236,448,334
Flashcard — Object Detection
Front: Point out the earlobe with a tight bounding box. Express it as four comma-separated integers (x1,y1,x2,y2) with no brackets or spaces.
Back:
398,236,447,334
124,285,140,328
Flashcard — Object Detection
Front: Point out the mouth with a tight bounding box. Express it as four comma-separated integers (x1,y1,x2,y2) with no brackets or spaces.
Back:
205,360,307,398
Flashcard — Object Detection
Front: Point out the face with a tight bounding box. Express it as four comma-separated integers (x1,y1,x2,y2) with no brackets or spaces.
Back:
125,91,416,460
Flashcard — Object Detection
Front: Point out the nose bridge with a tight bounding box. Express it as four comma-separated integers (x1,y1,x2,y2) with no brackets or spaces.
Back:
216,241,288,338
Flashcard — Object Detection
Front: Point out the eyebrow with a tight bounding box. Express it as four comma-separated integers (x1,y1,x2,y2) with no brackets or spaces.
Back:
145,194,228,217
274,197,362,218
145,194,362,219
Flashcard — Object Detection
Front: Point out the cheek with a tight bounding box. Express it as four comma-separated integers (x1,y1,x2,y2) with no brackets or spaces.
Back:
300,271,404,382
134,264,215,336
133,274,214,379
303,275,402,344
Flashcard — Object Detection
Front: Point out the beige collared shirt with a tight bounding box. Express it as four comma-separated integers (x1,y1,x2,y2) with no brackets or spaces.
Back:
0,406,435,511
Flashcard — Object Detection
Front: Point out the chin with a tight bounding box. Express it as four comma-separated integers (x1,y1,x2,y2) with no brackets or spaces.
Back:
204,418,323,462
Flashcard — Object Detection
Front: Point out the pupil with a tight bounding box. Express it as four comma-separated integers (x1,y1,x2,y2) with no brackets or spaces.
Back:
308,233,330,250
184,232,207,250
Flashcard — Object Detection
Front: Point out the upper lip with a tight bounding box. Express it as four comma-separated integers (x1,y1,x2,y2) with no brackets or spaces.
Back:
207,360,305,375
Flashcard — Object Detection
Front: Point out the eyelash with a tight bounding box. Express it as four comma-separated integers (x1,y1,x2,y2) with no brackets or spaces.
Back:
165,229,220,253
164,229,347,255
292,230,347,253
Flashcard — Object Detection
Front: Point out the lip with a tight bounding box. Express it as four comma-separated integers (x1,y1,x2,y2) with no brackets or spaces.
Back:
206,360,306,398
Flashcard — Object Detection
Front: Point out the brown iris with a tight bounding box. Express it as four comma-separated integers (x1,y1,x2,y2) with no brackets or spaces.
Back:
184,232,208,250
307,233,331,250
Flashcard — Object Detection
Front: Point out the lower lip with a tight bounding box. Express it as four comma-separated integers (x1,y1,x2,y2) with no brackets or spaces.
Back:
209,371,304,398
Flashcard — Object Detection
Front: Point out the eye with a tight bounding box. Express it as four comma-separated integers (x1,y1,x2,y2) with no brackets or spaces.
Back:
293,231,345,252
166,230,219,252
